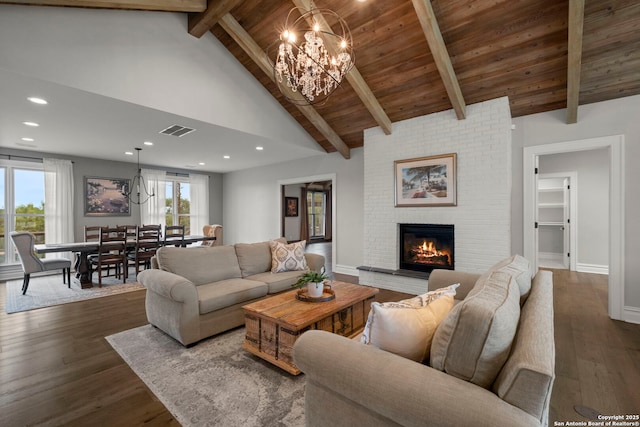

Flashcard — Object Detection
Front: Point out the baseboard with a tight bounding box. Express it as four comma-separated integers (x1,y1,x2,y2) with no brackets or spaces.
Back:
576,263,609,275
333,264,360,277
539,252,563,262
623,306,640,324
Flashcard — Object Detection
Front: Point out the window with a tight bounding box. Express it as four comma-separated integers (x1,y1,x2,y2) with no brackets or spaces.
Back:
165,177,191,234
0,160,45,265
307,190,326,238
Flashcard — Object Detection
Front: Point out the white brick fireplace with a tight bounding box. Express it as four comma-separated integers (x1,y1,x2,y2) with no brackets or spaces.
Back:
360,97,513,294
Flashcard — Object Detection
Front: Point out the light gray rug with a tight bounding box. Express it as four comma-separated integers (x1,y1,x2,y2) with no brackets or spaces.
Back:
4,272,144,314
106,325,305,427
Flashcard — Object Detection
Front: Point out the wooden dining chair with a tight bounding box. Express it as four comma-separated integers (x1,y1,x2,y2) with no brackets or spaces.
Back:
127,224,161,276
90,226,127,286
10,231,72,295
118,224,137,240
163,225,185,247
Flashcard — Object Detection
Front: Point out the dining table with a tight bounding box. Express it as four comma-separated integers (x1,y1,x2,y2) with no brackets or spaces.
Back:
34,235,215,288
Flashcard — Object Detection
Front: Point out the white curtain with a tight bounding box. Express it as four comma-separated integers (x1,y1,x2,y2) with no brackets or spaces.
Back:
189,173,209,236
43,158,74,260
140,168,167,229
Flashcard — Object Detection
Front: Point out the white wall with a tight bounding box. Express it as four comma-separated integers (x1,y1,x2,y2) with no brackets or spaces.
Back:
361,97,513,294
223,149,364,273
512,94,640,311
0,5,318,151
539,149,609,270
283,184,302,242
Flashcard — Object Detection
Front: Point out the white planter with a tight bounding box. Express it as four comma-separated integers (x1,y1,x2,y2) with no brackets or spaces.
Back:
307,282,324,298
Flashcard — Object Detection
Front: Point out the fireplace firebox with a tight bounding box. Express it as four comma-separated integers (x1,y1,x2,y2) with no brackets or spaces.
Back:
399,224,454,273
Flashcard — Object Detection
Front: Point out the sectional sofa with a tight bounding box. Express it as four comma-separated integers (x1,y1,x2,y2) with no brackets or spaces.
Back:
293,255,554,427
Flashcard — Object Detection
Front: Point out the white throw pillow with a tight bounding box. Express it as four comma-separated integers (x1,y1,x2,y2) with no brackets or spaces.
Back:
360,284,459,362
269,240,308,273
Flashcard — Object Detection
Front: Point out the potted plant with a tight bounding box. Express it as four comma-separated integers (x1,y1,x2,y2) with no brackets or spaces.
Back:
293,266,328,298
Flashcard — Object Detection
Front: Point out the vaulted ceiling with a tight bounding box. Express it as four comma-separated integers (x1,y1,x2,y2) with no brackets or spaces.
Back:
5,0,640,160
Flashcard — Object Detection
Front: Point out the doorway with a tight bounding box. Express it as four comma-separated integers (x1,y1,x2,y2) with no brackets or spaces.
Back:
278,174,337,274
537,172,577,271
523,135,625,320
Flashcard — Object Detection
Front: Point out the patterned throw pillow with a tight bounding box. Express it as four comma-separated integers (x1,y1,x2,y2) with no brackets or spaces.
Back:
269,240,308,273
360,284,459,362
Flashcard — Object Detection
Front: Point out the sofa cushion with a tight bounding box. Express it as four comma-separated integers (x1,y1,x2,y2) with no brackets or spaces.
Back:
488,254,531,303
235,238,287,277
430,270,521,389
269,240,308,273
360,285,458,363
156,246,241,286
196,278,268,315
245,270,307,294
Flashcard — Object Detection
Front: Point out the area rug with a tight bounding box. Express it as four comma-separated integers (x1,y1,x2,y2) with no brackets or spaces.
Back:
106,325,305,427
4,272,144,314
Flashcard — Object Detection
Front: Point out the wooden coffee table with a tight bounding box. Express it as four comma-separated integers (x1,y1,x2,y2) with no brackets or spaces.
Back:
242,281,379,375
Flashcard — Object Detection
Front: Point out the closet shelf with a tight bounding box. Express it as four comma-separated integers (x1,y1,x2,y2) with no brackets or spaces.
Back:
538,203,564,208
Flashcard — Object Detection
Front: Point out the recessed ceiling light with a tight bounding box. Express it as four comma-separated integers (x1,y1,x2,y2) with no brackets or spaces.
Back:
198,162,205,166
144,141,154,146
125,151,133,155
23,121,39,127
27,97,48,105
21,137,35,142
256,146,264,151
223,155,230,159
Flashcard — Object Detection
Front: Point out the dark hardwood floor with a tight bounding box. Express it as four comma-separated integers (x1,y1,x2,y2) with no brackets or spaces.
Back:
1,260,638,425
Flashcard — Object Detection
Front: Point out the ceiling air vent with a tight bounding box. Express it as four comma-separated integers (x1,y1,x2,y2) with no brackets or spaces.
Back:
160,124,195,137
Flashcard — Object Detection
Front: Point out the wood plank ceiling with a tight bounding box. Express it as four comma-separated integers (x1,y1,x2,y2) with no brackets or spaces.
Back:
6,0,640,158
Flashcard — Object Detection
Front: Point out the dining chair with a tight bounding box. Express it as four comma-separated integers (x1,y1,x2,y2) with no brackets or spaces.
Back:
90,226,127,286
201,224,222,247
118,224,137,241
10,231,72,295
84,223,102,262
127,224,161,276
163,225,185,247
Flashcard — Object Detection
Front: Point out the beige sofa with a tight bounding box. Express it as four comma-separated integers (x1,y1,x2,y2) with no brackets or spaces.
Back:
293,256,554,427
138,239,324,346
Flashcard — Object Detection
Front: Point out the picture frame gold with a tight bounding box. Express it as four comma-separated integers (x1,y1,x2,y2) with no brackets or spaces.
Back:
394,153,457,207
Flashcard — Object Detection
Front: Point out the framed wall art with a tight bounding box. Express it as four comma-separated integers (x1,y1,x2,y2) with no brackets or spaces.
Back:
394,153,457,207
84,176,131,216
285,196,299,217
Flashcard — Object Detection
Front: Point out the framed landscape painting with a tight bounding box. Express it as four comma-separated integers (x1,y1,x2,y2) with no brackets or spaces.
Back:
394,153,457,207
84,176,131,216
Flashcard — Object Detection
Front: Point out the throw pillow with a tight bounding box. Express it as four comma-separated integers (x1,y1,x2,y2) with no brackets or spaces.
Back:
430,270,521,389
400,283,460,307
269,240,308,273
487,255,532,304
360,285,458,362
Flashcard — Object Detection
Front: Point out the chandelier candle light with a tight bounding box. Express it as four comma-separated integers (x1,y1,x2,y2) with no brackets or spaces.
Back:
126,147,155,205
270,7,355,105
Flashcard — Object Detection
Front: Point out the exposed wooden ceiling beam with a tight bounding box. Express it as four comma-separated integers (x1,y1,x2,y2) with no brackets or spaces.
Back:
291,0,393,135
188,0,242,38
0,0,205,12
411,0,466,120
218,13,351,159
567,0,585,124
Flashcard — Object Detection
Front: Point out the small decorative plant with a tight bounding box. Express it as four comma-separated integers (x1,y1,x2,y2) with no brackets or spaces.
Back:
293,266,328,289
